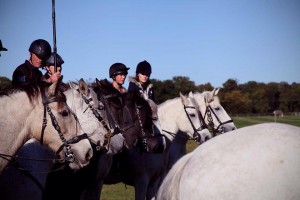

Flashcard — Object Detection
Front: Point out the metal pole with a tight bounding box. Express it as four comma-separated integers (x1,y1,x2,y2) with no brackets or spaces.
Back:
52,0,57,72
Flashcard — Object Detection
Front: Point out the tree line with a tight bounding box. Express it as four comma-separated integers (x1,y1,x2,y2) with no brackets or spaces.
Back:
1,76,299,115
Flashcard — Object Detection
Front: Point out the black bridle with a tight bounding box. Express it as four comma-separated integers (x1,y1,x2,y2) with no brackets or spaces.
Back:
200,97,234,136
40,89,88,163
162,104,204,142
80,92,114,152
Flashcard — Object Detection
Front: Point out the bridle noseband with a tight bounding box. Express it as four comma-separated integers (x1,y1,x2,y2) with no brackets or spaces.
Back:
201,97,234,136
40,89,88,163
162,104,204,142
81,92,114,152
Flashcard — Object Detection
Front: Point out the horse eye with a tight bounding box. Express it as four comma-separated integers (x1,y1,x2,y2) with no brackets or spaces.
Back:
99,105,105,110
61,110,69,117
189,113,196,117
215,107,220,111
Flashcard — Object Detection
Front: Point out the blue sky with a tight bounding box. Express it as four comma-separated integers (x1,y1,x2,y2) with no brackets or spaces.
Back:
1,0,299,88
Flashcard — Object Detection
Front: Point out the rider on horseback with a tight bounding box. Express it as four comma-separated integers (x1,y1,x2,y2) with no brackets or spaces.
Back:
96,63,133,136
128,60,158,120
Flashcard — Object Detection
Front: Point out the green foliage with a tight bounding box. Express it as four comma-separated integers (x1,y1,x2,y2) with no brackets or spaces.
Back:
0,76,12,90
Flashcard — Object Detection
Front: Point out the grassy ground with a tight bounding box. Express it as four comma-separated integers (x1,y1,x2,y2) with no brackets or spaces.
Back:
101,115,300,200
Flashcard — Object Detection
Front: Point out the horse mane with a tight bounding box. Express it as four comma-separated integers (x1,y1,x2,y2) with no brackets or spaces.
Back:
0,82,57,104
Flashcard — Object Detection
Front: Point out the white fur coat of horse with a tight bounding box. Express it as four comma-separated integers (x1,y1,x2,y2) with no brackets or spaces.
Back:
156,123,300,200
0,81,92,173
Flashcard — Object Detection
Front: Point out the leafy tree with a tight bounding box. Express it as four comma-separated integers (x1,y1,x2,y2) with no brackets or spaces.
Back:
220,90,251,115
222,78,239,92
286,83,300,112
265,82,280,112
0,76,12,91
172,76,197,95
196,82,214,92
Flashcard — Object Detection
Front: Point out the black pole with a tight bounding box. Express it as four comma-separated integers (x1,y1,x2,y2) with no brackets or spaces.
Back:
52,0,57,72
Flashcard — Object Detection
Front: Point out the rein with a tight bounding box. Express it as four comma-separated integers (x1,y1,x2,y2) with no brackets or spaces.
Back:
81,92,113,152
135,103,148,152
40,90,76,163
0,87,90,171
162,104,202,142
202,97,234,136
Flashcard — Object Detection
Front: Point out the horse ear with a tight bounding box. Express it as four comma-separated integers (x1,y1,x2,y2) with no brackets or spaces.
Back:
180,92,189,105
95,78,101,86
188,91,194,98
213,88,220,96
78,78,89,95
69,81,78,90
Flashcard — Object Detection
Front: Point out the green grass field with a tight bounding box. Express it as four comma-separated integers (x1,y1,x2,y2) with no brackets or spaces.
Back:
101,115,300,200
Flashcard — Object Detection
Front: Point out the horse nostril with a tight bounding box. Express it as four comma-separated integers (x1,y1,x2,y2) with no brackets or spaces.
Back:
205,136,211,142
86,148,93,161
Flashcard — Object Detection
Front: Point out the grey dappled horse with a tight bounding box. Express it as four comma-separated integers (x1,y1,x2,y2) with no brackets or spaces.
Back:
0,79,92,173
157,123,300,200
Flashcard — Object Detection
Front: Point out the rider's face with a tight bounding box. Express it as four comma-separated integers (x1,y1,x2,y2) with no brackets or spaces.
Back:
114,73,127,85
138,73,150,84
30,53,43,68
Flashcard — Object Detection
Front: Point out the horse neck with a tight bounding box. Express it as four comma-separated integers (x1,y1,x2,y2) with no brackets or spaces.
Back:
64,89,106,146
158,99,181,134
0,92,38,172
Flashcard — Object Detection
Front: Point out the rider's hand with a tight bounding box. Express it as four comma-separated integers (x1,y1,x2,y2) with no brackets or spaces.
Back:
49,72,61,83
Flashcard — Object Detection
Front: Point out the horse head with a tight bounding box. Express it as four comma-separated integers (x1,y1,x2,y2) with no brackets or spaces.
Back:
0,78,93,172
191,88,236,136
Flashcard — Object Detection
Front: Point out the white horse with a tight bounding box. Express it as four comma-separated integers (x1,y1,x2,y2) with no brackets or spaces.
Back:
192,88,236,135
0,79,92,173
101,93,212,200
167,89,236,174
0,79,122,200
156,123,300,200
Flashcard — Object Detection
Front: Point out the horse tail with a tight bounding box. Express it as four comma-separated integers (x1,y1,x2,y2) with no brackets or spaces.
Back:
156,152,194,200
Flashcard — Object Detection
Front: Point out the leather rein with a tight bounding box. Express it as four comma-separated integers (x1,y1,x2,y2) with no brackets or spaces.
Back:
40,89,89,163
201,96,234,136
80,92,114,152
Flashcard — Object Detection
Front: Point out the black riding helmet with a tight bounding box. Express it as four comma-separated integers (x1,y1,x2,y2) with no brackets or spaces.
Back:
29,39,51,61
46,52,64,66
136,60,152,75
109,63,130,78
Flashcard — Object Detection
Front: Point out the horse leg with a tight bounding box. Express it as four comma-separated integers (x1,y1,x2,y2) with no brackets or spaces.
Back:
80,181,102,200
134,176,149,200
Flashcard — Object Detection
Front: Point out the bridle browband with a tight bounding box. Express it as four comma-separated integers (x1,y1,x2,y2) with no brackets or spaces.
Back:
162,104,204,142
40,89,88,163
80,92,114,152
200,96,234,136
